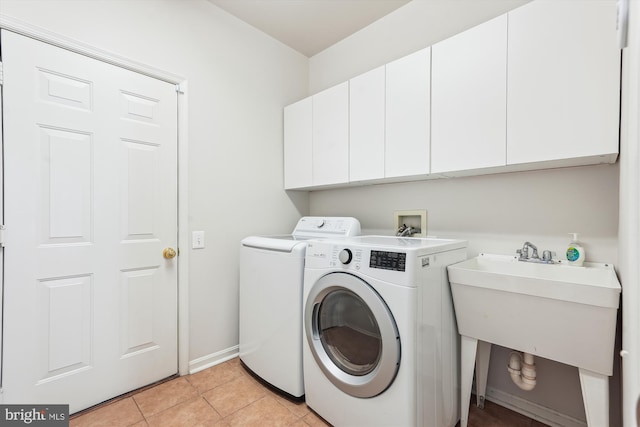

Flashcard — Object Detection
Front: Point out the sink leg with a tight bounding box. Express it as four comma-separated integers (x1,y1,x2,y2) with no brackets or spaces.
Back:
460,336,478,427
579,368,609,427
475,341,492,409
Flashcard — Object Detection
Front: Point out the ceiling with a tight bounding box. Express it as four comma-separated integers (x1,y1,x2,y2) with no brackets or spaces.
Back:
207,0,411,57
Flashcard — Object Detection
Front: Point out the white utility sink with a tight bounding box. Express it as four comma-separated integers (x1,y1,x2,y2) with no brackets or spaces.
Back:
448,253,621,427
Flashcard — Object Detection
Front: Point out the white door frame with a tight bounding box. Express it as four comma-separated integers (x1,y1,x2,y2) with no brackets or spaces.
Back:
620,2,640,426
0,14,191,377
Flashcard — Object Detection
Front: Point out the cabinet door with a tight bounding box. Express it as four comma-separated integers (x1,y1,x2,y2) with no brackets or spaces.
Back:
284,97,312,189
507,0,620,165
431,15,507,174
385,47,431,178
313,82,349,186
350,66,385,182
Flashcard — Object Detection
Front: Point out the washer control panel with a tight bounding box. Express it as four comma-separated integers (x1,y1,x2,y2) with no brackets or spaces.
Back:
293,217,361,238
338,249,353,264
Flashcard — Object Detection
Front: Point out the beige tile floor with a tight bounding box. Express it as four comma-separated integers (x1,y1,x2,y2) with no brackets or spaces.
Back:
70,356,546,427
70,357,328,427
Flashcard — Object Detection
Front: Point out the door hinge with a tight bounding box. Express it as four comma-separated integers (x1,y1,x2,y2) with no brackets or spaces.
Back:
0,225,5,247
175,83,184,94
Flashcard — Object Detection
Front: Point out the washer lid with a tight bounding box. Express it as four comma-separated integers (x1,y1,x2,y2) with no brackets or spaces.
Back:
241,235,307,252
241,217,361,252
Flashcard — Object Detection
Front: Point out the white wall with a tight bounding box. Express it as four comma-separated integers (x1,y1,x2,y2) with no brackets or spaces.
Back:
0,0,310,365
310,165,619,264
307,1,621,424
309,0,530,93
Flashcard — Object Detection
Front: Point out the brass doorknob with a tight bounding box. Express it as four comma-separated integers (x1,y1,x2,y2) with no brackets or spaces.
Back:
163,247,177,259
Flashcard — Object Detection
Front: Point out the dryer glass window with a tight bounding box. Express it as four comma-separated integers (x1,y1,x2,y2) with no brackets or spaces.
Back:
318,289,382,376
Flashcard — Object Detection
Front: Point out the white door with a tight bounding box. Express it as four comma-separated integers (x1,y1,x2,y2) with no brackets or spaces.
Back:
1,30,178,413
385,47,431,178
506,0,620,165
312,82,349,187
431,15,507,174
349,66,385,182
283,97,313,189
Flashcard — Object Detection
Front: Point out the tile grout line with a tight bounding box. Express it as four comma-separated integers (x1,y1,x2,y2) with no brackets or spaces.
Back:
130,396,145,426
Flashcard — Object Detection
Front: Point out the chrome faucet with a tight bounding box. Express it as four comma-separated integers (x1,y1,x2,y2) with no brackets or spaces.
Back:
396,224,421,237
517,241,539,260
516,241,556,264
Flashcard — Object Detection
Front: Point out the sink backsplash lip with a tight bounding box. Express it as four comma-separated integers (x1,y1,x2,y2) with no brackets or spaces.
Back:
476,252,615,269
447,253,621,309
463,253,620,283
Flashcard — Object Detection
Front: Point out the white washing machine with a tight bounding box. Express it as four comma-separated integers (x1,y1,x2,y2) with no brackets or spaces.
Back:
239,217,360,398
303,236,467,426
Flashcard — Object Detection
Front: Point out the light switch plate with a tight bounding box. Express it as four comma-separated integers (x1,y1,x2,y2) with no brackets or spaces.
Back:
192,231,205,249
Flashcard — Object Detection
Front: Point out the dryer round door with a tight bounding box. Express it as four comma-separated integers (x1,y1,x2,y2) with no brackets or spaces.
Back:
305,272,400,398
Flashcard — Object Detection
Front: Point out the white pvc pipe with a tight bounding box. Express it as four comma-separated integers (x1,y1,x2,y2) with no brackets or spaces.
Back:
508,351,537,391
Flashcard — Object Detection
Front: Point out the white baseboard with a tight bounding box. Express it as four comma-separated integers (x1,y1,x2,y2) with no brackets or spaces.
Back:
188,346,239,374
485,387,587,427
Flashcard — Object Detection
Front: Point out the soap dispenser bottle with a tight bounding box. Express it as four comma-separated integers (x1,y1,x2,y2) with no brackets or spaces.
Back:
566,233,585,266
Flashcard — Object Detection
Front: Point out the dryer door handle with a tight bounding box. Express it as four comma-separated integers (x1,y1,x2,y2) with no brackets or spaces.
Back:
311,303,321,340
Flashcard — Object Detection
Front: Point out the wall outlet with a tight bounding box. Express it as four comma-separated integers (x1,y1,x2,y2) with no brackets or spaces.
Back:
192,231,205,249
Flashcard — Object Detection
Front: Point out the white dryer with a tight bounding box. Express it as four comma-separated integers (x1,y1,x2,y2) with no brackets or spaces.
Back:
303,236,467,426
239,217,360,398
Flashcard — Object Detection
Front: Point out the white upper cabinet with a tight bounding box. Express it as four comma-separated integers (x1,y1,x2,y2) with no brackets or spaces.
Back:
385,47,431,178
506,0,620,165
350,66,385,182
282,0,622,191
284,97,312,189
312,82,349,186
431,15,508,174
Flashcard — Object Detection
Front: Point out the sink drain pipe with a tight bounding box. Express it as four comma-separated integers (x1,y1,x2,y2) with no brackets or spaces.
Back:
508,351,537,391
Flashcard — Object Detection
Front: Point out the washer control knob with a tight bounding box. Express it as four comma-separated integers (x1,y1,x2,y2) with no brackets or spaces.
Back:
315,219,325,228
339,248,353,265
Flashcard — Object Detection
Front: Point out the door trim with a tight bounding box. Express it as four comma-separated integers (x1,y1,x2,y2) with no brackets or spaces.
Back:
0,14,191,376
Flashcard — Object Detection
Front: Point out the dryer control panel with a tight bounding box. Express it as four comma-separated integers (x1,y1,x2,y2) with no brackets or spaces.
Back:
370,250,406,272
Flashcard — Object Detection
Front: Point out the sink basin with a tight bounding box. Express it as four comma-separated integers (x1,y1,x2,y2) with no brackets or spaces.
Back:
448,253,621,375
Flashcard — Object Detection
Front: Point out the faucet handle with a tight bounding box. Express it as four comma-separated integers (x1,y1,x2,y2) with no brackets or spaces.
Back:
542,250,555,262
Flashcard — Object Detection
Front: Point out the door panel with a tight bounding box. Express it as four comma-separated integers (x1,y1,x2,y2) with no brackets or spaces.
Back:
40,127,93,244
1,29,178,413
121,268,159,356
37,275,92,382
